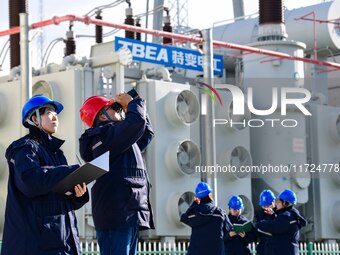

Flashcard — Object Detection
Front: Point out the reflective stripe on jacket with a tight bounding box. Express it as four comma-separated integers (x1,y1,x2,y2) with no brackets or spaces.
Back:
2,131,88,255
181,201,231,255
256,206,307,255
79,98,155,230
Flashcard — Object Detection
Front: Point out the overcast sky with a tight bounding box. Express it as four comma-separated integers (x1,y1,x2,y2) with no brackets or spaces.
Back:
0,0,328,73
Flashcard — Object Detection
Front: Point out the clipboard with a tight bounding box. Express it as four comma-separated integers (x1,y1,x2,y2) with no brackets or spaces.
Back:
233,221,253,234
52,151,110,194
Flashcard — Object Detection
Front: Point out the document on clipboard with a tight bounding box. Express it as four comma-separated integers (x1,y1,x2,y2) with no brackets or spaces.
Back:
233,221,253,234
52,151,110,194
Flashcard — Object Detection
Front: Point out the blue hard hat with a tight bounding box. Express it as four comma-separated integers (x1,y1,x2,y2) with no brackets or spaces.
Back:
228,195,244,210
22,95,63,128
195,182,212,198
278,189,297,205
259,190,276,207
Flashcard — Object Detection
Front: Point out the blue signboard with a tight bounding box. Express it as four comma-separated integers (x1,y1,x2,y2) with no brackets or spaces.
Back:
114,37,224,76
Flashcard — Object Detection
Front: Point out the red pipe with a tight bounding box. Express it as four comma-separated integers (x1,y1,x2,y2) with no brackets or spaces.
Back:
295,11,318,60
0,14,340,70
213,40,340,70
0,27,20,37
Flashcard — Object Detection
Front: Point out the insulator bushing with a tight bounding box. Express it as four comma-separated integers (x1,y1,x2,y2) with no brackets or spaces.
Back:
95,13,103,44
9,0,27,68
124,7,135,39
259,0,284,24
163,23,173,44
136,20,141,41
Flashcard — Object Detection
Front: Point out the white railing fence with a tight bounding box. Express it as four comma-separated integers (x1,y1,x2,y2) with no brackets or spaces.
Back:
79,240,340,255
1,240,339,254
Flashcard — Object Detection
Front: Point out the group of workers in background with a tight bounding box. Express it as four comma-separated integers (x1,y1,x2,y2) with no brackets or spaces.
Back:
181,182,307,255
0,93,307,255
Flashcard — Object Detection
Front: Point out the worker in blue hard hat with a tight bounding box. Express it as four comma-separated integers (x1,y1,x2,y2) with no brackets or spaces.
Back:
1,95,88,255
253,190,277,255
255,189,307,255
180,182,231,255
224,195,257,255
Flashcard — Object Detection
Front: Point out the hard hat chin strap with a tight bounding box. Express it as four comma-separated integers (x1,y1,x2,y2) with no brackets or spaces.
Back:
102,109,115,123
26,109,42,129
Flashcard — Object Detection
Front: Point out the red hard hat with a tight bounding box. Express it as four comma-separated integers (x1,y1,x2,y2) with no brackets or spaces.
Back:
80,96,114,127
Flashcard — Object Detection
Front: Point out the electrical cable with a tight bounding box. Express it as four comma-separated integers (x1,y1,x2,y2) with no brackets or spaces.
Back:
84,0,125,17
75,28,120,39
0,45,10,70
134,5,164,19
41,37,64,67
0,39,10,61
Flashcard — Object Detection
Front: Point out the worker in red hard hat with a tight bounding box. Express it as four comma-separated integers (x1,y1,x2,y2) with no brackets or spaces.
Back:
1,95,88,255
80,96,119,128
79,91,154,255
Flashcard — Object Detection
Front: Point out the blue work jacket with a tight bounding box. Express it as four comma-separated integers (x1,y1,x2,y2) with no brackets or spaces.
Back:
1,130,89,255
256,206,307,255
180,201,231,255
79,98,155,231
253,209,276,255
224,214,257,255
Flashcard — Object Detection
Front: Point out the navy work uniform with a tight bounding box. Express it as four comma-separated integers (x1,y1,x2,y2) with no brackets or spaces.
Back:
256,206,307,255
224,214,257,255
180,182,231,255
181,201,230,255
224,195,257,255
2,131,88,255
254,189,277,255
256,189,307,255
79,97,154,255
1,95,89,255
254,209,276,255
